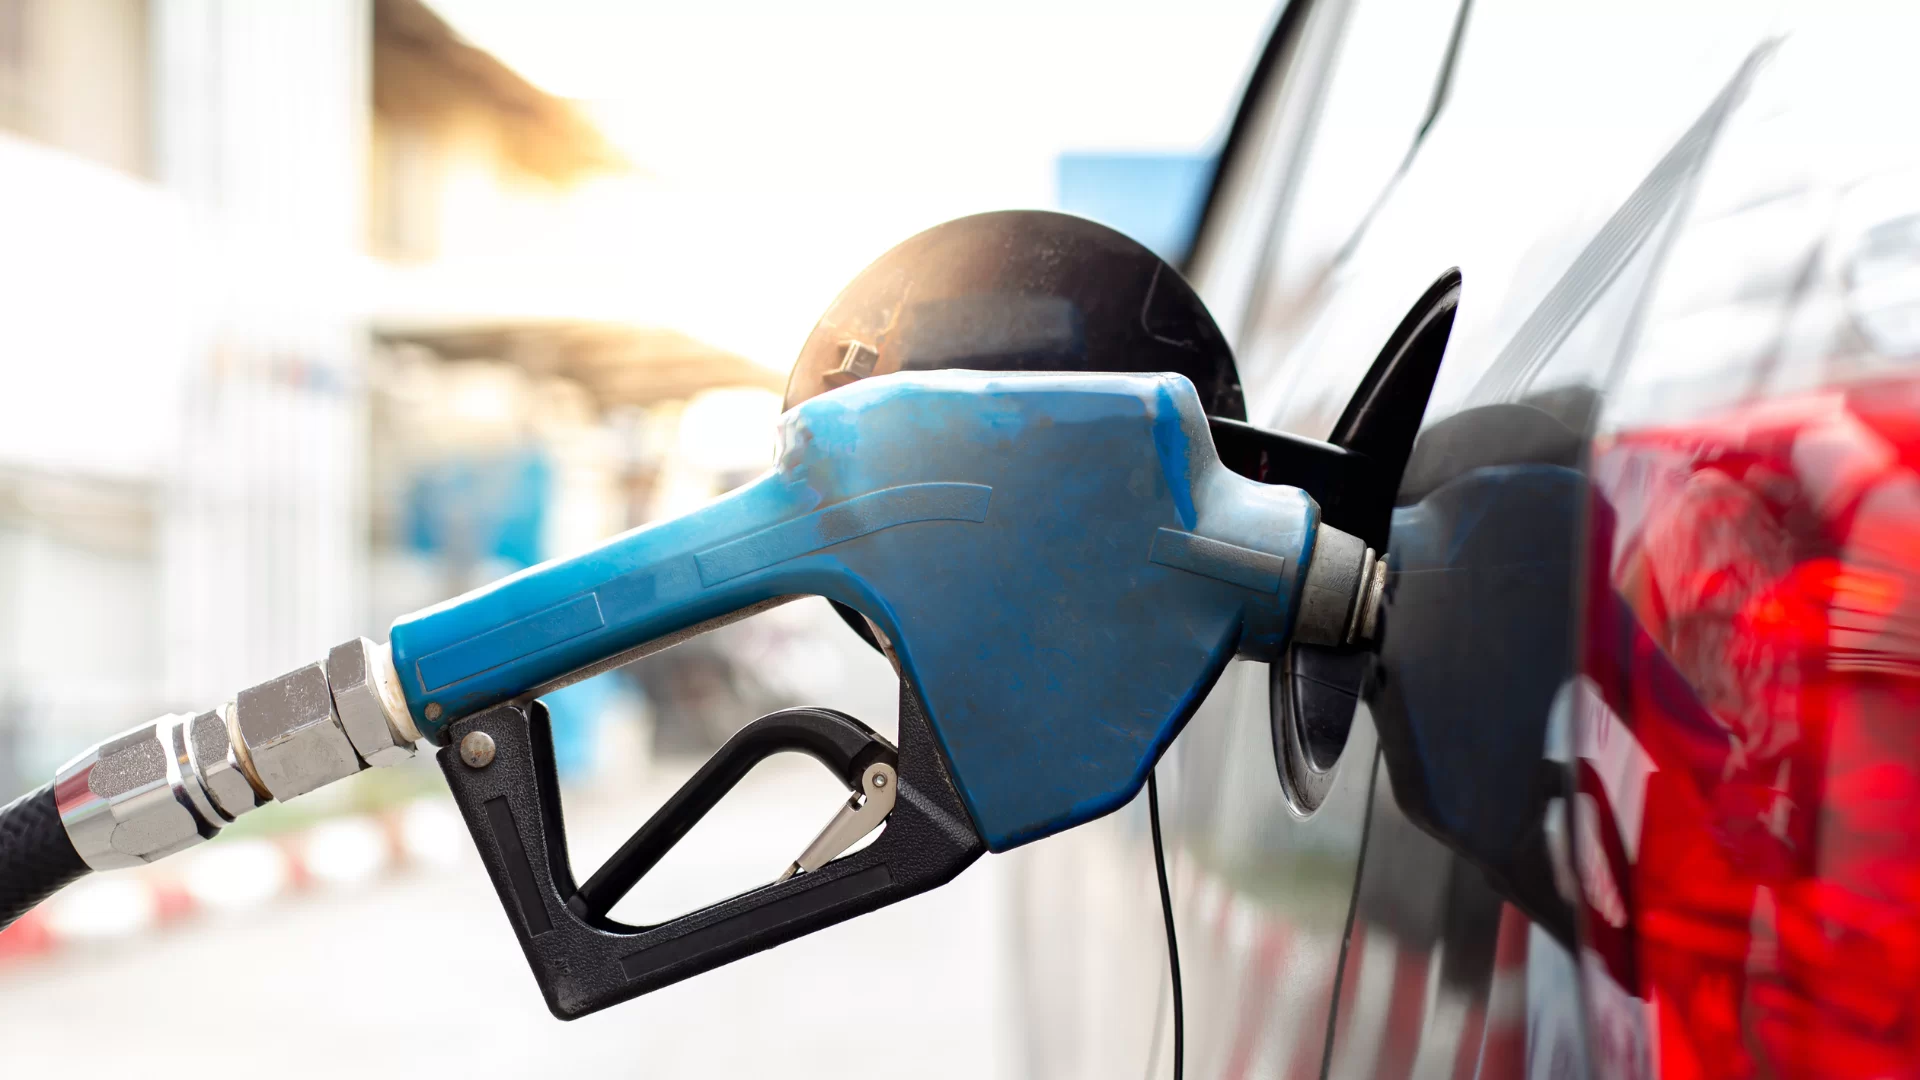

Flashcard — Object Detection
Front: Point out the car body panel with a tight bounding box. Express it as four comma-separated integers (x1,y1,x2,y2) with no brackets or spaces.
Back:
1007,1,1841,1078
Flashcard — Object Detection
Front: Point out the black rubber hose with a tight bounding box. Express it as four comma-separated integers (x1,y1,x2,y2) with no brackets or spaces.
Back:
0,784,89,931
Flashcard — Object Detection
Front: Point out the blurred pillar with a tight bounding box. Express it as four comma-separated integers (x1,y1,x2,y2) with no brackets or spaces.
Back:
150,0,372,704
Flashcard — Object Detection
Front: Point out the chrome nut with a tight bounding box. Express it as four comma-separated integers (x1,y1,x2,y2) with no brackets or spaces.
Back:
234,663,363,801
54,714,223,871
187,707,261,819
325,638,417,768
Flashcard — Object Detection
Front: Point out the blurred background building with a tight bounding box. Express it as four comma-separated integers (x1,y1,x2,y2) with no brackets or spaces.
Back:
0,0,810,791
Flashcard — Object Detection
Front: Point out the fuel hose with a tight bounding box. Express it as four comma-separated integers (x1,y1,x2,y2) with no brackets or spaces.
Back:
0,783,89,932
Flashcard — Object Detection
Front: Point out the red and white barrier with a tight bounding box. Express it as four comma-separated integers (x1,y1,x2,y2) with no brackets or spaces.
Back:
0,797,467,966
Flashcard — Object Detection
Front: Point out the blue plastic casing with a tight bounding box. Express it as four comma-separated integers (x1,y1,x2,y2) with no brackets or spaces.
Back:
389,371,1318,851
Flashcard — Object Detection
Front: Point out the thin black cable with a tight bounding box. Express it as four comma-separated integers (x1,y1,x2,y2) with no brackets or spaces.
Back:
1147,768,1183,1080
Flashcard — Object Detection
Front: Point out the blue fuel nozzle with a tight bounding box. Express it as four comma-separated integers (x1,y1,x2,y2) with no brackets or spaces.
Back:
393,369,1369,853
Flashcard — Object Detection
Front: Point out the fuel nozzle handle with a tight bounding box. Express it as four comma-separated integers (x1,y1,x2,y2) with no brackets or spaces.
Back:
420,370,1386,1018
392,370,1381,851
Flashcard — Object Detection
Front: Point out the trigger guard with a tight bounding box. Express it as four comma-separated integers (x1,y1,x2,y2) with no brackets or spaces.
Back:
438,689,982,1019
568,707,894,921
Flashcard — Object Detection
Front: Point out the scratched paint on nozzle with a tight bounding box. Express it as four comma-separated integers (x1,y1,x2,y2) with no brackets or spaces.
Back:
388,370,1320,852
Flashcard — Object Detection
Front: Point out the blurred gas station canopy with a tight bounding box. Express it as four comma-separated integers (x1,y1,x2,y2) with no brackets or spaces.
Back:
365,1,786,411
374,320,784,408
375,0,626,183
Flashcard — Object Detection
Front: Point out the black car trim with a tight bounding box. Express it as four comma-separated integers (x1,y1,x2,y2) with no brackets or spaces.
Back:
1186,0,1474,276
1183,0,1320,275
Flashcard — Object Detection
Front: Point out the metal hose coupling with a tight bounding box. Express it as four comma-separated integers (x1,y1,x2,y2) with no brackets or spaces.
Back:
52,638,421,872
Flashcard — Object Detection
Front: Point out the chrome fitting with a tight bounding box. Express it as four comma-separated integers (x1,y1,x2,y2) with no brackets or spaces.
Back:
52,637,418,871
54,712,251,872
325,638,419,767
192,705,263,819
232,662,364,802
1352,553,1387,644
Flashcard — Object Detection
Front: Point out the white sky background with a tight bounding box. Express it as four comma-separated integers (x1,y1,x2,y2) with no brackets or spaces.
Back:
425,0,1281,370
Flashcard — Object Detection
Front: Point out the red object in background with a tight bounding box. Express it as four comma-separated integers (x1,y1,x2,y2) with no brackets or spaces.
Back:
1579,376,1920,1080
0,908,54,960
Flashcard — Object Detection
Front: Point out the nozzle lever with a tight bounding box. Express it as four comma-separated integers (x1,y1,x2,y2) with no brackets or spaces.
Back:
779,758,897,882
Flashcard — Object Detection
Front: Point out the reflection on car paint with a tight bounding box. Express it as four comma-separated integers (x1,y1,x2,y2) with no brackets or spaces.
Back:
1324,756,1564,1080
1166,852,1535,1080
